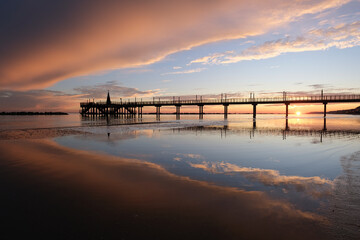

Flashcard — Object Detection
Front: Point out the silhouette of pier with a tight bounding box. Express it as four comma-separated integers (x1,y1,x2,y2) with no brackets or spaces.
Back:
80,91,360,118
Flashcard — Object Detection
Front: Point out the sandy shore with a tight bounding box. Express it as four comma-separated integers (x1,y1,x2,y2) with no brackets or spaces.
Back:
0,138,333,240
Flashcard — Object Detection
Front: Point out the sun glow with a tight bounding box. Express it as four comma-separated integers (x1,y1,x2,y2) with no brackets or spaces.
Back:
296,111,301,116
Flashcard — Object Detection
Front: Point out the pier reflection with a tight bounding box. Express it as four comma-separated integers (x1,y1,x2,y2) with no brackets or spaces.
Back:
81,114,142,127
168,122,358,142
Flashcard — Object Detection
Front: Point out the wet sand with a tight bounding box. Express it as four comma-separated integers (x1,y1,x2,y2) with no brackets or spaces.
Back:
0,137,334,240
0,128,85,140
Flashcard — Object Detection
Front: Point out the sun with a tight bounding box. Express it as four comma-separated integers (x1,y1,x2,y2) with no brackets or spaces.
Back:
296,111,301,116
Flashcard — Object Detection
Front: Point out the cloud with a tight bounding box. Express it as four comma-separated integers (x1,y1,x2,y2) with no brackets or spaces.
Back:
308,84,331,89
0,90,82,112
161,68,207,75
172,66,182,70
0,81,159,112
189,20,360,65
189,52,233,65
74,81,159,99
0,0,350,90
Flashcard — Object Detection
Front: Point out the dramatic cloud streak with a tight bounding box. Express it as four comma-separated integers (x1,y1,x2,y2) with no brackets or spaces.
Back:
0,0,350,90
189,21,360,65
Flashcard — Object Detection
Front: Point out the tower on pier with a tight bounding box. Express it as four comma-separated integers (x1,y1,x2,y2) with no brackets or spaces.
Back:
106,91,111,105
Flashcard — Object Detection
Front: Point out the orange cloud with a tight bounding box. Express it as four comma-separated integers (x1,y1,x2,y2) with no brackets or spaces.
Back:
0,0,350,90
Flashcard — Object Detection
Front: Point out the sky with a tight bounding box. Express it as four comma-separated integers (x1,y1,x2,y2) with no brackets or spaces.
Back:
0,0,359,113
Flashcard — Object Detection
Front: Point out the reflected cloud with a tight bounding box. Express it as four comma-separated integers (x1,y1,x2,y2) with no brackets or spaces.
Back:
176,153,204,160
0,139,332,239
189,161,334,198
328,151,360,239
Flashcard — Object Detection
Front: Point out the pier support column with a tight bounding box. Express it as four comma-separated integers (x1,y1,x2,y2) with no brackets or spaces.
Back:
175,105,181,120
252,104,257,119
198,105,204,115
175,105,181,115
224,104,229,119
323,117,327,131
198,105,204,119
323,102,327,118
138,106,143,117
156,106,161,116
285,103,290,119
285,118,289,131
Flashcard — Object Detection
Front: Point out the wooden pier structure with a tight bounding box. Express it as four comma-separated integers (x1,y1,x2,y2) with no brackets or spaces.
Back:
80,91,360,118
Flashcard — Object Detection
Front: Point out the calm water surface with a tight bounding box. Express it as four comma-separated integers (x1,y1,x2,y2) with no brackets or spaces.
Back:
57,115,360,209
1,114,359,239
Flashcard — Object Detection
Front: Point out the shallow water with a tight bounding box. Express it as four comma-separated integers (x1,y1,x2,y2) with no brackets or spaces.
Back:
1,114,360,239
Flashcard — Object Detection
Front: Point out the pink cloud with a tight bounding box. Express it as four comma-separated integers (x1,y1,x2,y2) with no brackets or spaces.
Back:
189,21,360,65
0,0,350,90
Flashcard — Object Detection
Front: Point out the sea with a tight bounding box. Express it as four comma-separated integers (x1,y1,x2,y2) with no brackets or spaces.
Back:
0,113,359,239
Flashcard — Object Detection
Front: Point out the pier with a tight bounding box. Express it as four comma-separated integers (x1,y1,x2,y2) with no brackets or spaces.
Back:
80,91,360,118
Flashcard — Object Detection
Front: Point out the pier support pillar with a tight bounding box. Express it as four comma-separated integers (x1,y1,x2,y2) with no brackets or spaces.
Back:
323,102,327,118
156,105,161,116
285,103,290,119
252,104,257,119
138,106,143,117
224,104,229,119
198,105,204,119
175,105,181,115
198,105,204,115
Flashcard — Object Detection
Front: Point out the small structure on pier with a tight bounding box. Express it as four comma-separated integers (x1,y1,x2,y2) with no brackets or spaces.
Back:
80,92,141,117
106,91,111,105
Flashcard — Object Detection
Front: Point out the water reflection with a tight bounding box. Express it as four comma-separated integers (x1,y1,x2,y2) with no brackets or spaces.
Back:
173,125,360,142
2,114,358,239
0,139,332,239
55,117,359,220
